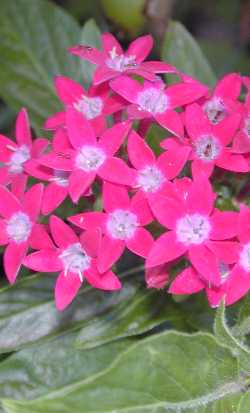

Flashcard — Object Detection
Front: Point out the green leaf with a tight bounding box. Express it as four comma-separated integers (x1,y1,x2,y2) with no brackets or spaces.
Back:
0,272,143,353
75,288,188,349
214,301,250,373
232,295,250,338
238,391,250,413
0,0,82,132
162,21,216,87
80,19,102,85
0,332,242,413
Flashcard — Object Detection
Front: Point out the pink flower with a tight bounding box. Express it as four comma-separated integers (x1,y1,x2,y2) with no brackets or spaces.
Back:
39,107,134,203
202,73,242,125
145,264,169,289
146,175,239,286
0,183,53,283
0,108,48,198
128,130,190,209
44,76,125,135
184,103,248,177
232,86,250,153
110,77,208,137
69,33,176,85
23,215,121,311
68,182,154,273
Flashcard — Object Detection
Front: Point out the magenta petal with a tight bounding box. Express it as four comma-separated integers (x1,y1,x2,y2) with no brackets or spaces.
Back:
69,170,95,203
206,287,225,308
23,183,43,221
169,267,204,294
69,44,103,64
140,61,176,74
145,264,169,289
130,191,153,226
110,76,142,104
93,66,116,85
216,151,249,173
214,73,241,100
102,32,123,55
42,183,68,215
209,210,238,240
238,206,250,243
213,113,241,146
99,121,131,156
44,112,65,130
97,236,125,273
225,264,250,306
52,128,71,152
185,103,211,140
157,146,190,180
55,75,84,104
50,215,78,248
55,271,82,311
191,159,214,179
127,130,155,169
206,240,239,264
126,227,154,258
186,176,215,216
156,110,184,138
80,229,101,257
0,219,8,245
0,185,21,218
15,108,32,146
0,134,16,161
40,151,74,171
11,174,28,200
189,244,221,286
167,82,208,109
31,138,49,158
150,194,184,229
29,224,55,250
4,241,28,284
23,249,62,272
66,107,96,148
102,181,130,212
146,231,187,267
98,157,136,186
233,130,250,154
69,212,106,231
85,261,121,291
127,35,153,63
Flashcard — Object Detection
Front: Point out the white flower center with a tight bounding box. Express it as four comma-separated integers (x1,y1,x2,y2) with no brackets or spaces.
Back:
51,170,69,187
244,116,250,138
137,87,168,114
194,135,221,162
239,242,250,272
7,145,30,174
137,165,165,193
73,95,103,120
105,47,137,71
106,209,138,240
203,97,227,124
6,212,32,243
59,242,91,280
75,146,106,172
176,214,211,245
219,261,230,284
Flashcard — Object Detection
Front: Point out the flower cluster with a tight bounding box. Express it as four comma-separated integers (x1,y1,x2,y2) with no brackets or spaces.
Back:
0,33,250,310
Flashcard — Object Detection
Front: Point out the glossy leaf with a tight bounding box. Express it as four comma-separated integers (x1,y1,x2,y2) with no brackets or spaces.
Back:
80,19,102,85
0,0,81,131
0,331,241,413
162,20,216,87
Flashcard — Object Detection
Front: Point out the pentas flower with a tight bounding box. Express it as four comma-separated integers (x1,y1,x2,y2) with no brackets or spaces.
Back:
110,76,208,137
68,182,154,273
146,176,239,286
0,108,48,197
232,84,250,153
183,103,248,177
23,216,121,311
0,183,53,283
39,107,133,203
26,129,91,215
44,76,125,135
69,33,176,85
128,130,190,209
202,73,242,125
146,264,170,289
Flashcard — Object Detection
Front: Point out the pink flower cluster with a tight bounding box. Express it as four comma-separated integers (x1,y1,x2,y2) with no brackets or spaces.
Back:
0,33,250,311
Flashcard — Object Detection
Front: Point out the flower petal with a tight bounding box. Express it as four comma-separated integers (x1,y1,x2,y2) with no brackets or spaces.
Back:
55,75,84,104
97,236,125,273
127,130,155,169
214,73,241,100
209,210,238,240
206,240,240,264
189,244,221,286
80,229,101,257
110,76,142,104
185,103,211,140
0,185,21,218
68,170,95,203
126,227,154,258
4,241,28,284
42,183,68,215
66,107,96,148
102,181,130,212
29,224,55,250
149,194,184,229
169,267,204,294
216,151,249,173
23,249,62,272
23,183,43,221
101,32,123,55
0,219,8,245
167,82,208,109
98,157,136,186
146,231,187,267
225,264,250,306
69,212,106,230
157,144,190,180
127,35,153,63
155,110,184,138
50,215,78,248
55,271,82,311
15,108,32,146
44,111,65,130
130,191,153,225
99,121,131,156
186,176,215,216
85,261,121,291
